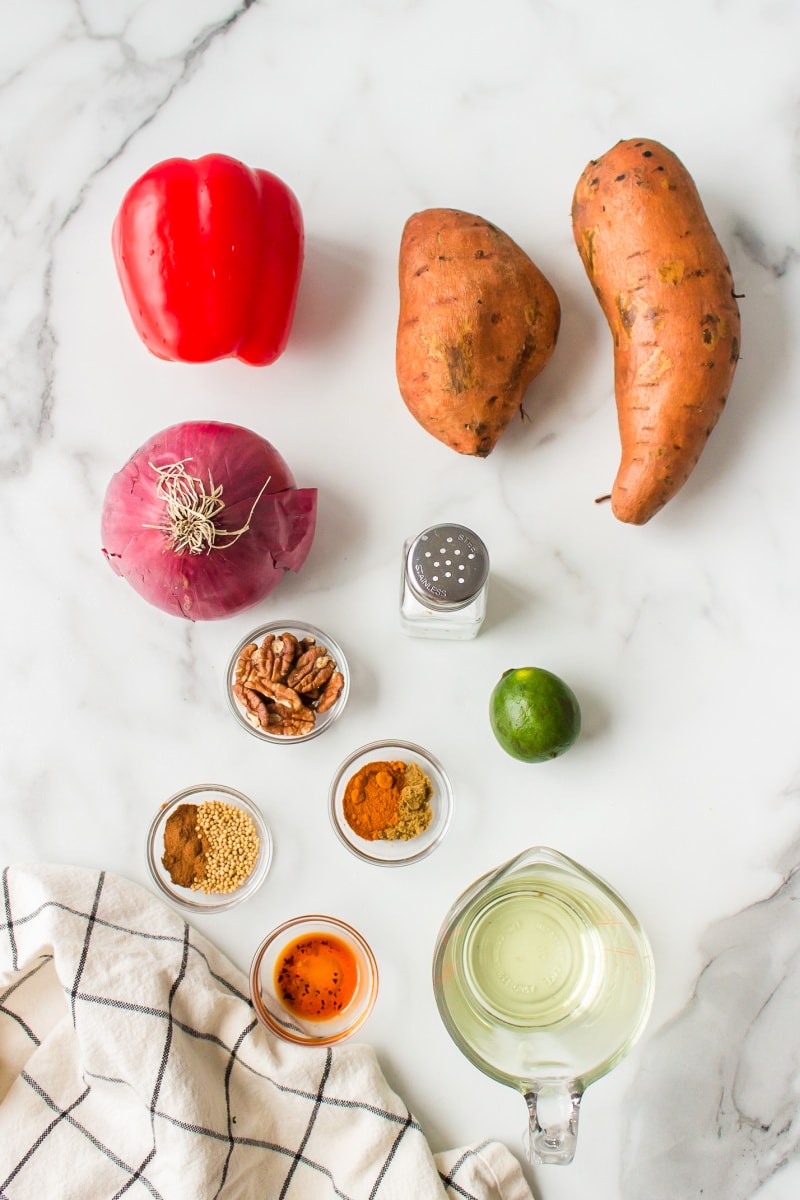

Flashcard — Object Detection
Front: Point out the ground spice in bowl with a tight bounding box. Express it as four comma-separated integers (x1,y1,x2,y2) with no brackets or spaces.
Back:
162,804,206,888
162,799,260,894
342,760,433,841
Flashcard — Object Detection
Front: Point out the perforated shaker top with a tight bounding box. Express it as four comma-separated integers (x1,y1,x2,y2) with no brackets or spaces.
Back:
405,524,489,610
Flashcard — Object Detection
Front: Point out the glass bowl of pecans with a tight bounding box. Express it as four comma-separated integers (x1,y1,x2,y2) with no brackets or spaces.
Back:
146,783,273,913
249,914,379,1046
329,739,454,866
225,621,350,743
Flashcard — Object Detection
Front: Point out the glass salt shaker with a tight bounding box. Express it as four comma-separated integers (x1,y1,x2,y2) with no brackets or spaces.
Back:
400,523,489,640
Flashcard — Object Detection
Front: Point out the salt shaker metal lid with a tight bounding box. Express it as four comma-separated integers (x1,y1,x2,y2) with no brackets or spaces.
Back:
405,524,489,610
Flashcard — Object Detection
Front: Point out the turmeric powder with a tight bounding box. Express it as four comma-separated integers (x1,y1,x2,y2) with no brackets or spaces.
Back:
342,759,433,842
342,761,405,840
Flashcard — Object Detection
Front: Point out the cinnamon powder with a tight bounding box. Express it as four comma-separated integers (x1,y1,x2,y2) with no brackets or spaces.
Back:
162,803,207,888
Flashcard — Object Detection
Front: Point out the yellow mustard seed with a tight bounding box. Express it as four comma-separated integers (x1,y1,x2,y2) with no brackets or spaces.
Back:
190,799,260,894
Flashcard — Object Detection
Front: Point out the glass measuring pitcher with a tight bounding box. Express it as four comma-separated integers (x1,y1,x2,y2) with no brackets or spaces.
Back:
432,847,655,1165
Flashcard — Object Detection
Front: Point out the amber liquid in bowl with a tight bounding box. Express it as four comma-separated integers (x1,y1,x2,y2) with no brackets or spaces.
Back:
275,932,359,1021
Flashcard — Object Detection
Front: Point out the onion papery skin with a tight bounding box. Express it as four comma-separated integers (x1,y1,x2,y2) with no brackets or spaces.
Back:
101,421,317,621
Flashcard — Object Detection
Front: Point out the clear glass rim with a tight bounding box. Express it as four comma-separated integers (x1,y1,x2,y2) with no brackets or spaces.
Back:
328,738,454,866
249,913,379,1045
146,783,273,914
225,620,350,744
431,845,656,1091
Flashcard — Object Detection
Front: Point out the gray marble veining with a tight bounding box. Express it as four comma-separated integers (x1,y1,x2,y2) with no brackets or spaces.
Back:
2,2,800,1197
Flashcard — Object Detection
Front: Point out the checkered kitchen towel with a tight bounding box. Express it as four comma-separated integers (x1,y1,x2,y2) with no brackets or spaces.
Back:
0,865,533,1200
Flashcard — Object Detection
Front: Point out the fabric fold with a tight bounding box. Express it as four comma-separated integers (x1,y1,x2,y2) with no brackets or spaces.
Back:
0,864,532,1200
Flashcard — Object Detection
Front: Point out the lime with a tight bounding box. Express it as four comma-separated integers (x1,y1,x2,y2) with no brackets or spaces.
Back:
489,667,581,763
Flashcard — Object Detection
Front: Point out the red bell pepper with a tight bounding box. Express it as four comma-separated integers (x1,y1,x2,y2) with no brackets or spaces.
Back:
112,154,303,365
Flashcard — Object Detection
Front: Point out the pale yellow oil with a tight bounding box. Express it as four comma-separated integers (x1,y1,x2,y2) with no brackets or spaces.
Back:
435,865,654,1090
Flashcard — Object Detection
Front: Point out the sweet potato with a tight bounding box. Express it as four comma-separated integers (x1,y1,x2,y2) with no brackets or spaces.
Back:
572,138,741,524
396,208,560,457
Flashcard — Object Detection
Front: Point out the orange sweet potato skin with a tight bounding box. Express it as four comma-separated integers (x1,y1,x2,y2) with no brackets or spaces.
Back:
396,209,560,457
572,138,741,524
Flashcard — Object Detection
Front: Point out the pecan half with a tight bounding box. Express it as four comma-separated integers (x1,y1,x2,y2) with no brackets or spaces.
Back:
316,670,345,713
287,645,334,692
269,632,300,682
234,643,259,687
269,705,316,735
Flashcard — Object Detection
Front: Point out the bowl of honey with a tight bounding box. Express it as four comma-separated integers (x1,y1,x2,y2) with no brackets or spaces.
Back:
249,915,379,1045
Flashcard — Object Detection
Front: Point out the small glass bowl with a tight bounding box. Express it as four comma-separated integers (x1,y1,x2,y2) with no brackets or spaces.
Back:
329,739,454,866
249,915,379,1046
226,621,350,744
146,784,273,913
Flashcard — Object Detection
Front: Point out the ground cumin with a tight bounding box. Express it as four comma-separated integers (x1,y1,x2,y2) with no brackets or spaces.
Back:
342,760,433,842
384,762,433,841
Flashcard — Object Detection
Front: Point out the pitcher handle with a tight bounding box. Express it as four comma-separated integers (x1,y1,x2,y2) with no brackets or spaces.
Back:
524,1082,582,1165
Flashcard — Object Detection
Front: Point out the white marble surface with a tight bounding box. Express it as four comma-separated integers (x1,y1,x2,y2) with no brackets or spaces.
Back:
2,0,800,1196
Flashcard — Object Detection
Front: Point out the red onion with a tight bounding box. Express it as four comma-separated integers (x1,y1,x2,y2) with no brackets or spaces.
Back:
101,421,317,620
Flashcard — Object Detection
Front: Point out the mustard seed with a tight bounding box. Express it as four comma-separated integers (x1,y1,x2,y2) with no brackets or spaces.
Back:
188,799,260,894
